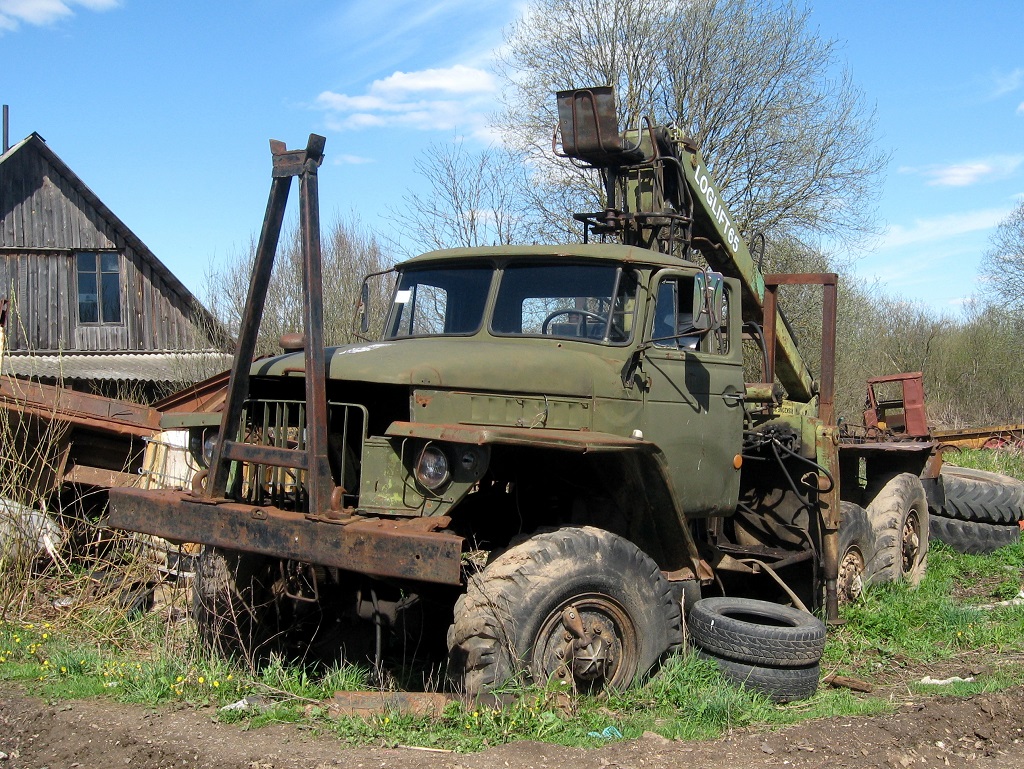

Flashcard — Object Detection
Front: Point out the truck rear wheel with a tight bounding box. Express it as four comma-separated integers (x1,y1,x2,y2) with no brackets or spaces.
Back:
447,527,681,696
838,502,876,602
193,546,281,665
867,474,929,586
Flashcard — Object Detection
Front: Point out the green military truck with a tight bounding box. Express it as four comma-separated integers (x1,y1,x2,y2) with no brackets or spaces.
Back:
109,89,938,699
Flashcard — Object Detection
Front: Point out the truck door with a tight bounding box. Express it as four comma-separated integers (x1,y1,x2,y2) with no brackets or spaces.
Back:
640,272,744,517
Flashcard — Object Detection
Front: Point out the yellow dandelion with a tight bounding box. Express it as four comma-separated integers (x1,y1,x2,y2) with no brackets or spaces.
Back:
213,681,220,688
198,676,205,684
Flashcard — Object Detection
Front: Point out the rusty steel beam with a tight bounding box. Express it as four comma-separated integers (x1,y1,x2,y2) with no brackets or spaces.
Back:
207,135,328,506
297,135,332,518
107,487,464,585
0,375,160,438
152,369,230,414
220,441,310,470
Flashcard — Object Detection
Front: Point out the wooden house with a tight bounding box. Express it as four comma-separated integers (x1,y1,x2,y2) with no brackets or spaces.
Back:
0,132,230,394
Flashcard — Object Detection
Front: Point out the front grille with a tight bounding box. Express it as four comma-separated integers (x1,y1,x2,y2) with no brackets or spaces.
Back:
231,398,367,511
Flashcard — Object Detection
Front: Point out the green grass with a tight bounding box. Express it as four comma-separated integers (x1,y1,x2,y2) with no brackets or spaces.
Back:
2,445,1023,750
943,447,1024,480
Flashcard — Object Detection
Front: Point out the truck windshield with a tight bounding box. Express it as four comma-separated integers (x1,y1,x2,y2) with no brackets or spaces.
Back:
385,265,493,338
492,263,638,344
384,261,639,344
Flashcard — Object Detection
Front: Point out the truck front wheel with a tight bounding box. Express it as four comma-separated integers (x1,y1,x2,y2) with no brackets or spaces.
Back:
447,527,681,696
193,546,282,665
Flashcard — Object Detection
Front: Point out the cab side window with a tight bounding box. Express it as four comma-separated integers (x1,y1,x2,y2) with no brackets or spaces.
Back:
651,276,730,354
652,278,702,350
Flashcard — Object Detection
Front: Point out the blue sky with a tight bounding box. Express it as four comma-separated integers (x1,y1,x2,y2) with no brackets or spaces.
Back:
1,0,1021,316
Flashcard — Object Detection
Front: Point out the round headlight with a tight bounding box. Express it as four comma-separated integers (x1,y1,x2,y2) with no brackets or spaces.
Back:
203,433,218,466
415,445,450,490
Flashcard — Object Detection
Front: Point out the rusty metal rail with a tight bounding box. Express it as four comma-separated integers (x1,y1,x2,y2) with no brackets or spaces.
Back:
106,488,464,585
0,375,160,437
934,424,1024,450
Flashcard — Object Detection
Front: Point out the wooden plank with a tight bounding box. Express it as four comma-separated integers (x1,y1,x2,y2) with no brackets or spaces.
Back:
14,254,27,349
12,152,27,250
64,464,140,489
69,184,84,248
142,255,153,349
42,255,54,350
32,151,46,247
57,253,70,350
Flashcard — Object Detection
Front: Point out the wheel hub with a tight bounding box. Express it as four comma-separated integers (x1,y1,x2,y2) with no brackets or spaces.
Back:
533,595,635,691
838,547,865,602
901,511,921,574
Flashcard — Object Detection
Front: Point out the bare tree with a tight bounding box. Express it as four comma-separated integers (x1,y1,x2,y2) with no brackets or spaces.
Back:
981,200,1024,313
497,0,886,249
204,215,393,358
391,140,536,255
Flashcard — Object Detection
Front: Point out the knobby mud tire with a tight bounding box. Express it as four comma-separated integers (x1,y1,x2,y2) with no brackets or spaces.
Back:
193,546,282,666
696,651,819,703
930,514,1021,555
867,473,929,586
940,466,1024,525
447,526,681,698
838,501,881,601
686,597,825,668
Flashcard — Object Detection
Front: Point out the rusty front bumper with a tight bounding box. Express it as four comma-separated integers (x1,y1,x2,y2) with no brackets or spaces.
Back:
107,488,464,585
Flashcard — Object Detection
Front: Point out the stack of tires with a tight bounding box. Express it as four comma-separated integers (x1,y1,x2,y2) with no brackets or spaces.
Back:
686,597,826,702
933,466,1024,554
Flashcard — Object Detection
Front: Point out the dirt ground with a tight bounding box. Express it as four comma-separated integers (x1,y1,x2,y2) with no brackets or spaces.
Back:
5,679,1024,769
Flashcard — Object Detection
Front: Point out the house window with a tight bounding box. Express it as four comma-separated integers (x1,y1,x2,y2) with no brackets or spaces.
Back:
77,252,121,324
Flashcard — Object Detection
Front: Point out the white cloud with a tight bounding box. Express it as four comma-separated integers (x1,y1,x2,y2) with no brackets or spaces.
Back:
991,68,1024,98
0,0,118,31
880,207,1010,250
332,154,375,166
1018,102,1024,116
374,66,496,95
316,65,497,137
900,155,1024,187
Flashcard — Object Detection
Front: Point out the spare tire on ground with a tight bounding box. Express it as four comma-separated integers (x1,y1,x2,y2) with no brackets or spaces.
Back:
687,597,824,702
687,597,825,667
930,514,1021,555
695,651,820,703
941,465,1024,525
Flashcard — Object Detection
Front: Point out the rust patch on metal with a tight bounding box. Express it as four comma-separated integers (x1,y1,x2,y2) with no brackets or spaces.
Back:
107,488,464,585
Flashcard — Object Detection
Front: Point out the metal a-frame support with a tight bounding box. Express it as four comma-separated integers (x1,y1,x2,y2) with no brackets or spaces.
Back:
205,134,333,517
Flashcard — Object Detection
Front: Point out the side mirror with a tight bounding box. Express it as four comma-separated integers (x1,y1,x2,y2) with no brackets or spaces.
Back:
358,279,370,334
692,272,724,332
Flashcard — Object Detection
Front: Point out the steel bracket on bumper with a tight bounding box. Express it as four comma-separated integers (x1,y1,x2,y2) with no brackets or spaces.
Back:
107,488,464,585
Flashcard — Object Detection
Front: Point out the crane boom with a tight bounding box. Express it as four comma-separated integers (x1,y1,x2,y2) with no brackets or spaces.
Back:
555,87,817,404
